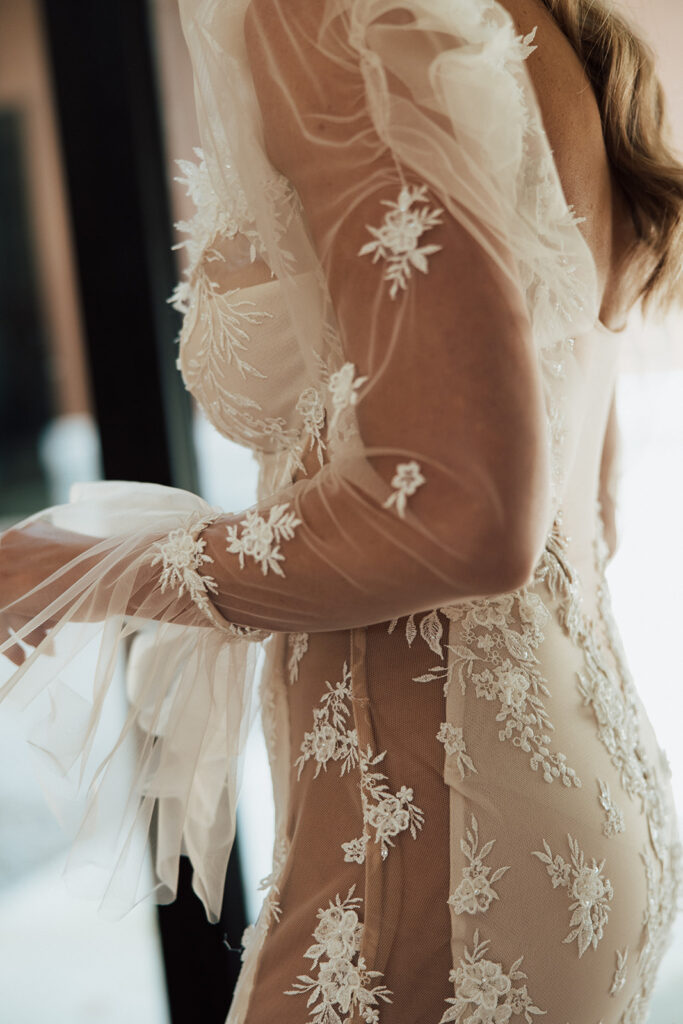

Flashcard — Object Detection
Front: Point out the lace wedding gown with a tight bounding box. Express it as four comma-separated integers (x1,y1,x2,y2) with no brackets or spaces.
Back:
0,1,680,1023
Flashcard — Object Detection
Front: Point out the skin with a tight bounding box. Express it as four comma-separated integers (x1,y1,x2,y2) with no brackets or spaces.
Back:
494,0,640,330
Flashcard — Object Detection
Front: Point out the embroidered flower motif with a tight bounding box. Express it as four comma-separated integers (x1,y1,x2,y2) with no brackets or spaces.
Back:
287,632,309,685
437,722,478,779
328,362,368,431
382,460,426,517
597,779,625,838
541,514,682,995
531,834,614,956
458,961,511,1014
498,668,531,710
345,747,425,863
609,947,628,997
448,816,510,916
285,886,393,1024
341,834,369,865
295,666,423,865
225,502,301,576
296,387,326,468
358,184,444,299
295,663,359,780
149,514,220,619
414,586,580,788
439,930,544,1024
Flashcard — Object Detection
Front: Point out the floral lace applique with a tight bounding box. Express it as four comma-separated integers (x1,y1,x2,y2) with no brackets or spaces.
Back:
295,664,424,863
542,514,682,997
597,779,625,838
415,592,581,788
609,947,629,997
437,722,477,780
439,929,544,1024
296,387,326,469
149,514,220,619
343,745,425,864
253,836,289,928
294,662,359,780
287,632,309,685
225,502,302,576
531,834,614,957
635,841,683,1007
539,523,647,809
448,816,510,916
382,461,426,517
358,184,444,299
284,885,393,1024
171,150,263,273
328,362,368,432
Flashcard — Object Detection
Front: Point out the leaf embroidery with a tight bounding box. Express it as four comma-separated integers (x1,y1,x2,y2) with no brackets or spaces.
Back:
609,947,629,997
420,609,443,656
287,632,309,685
387,608,445,657
358,184,444,299
597,778,625,838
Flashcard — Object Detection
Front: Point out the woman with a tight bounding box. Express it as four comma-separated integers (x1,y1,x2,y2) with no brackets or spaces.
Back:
1,0,682,1021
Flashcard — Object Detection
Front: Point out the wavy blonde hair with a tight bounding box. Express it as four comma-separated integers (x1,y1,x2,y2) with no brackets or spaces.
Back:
540,0,683,316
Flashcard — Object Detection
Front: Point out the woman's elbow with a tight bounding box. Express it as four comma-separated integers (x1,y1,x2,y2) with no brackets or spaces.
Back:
463,473,552,596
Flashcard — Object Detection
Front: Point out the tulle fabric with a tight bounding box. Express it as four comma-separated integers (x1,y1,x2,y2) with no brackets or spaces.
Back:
1,0,602,922
0,484,268,920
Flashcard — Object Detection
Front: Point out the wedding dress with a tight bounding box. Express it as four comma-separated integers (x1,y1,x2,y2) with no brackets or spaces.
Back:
0,1,680,1022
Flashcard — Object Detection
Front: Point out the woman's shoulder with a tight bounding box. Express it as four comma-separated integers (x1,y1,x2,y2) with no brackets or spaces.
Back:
497,0,642,329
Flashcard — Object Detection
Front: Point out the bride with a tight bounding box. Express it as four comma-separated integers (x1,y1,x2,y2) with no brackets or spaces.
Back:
1,1,682,1021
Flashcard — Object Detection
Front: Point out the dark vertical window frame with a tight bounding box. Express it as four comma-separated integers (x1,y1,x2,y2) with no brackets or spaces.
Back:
37,3,248,1019
38,0,197,490
0,109,53,517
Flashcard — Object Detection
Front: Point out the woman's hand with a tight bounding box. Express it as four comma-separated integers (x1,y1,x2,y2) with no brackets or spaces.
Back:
0,521,96,666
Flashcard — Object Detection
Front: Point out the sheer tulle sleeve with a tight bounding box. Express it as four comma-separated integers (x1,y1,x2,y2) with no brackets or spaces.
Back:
0,0,600,922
